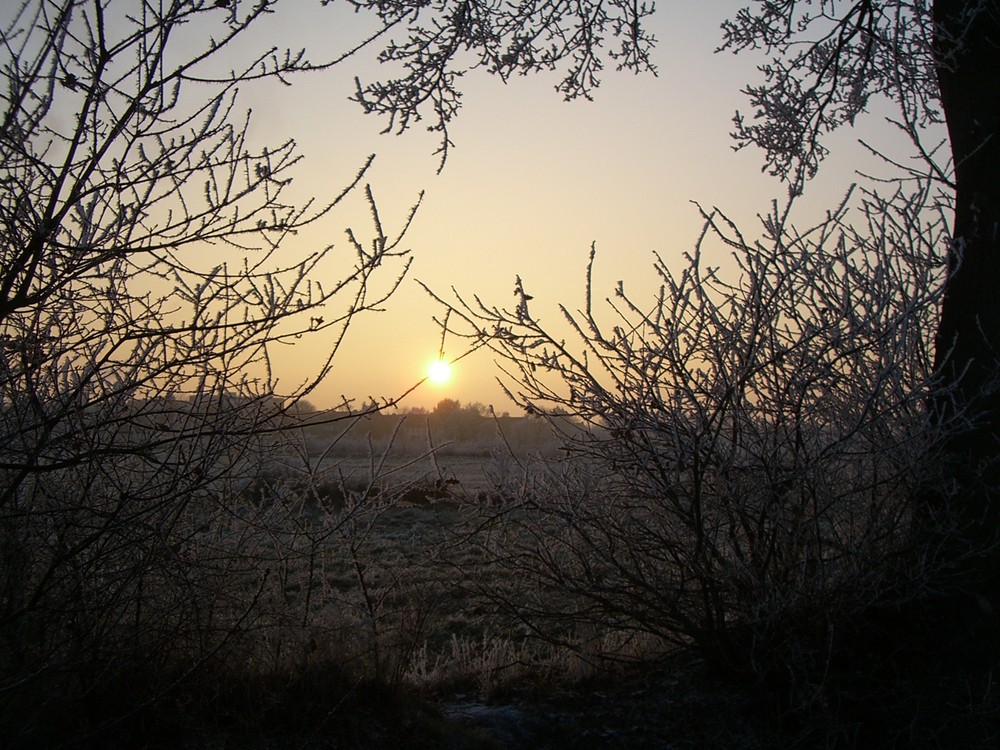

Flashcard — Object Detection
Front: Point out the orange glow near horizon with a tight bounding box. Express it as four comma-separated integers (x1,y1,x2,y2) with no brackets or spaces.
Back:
246,2,897,413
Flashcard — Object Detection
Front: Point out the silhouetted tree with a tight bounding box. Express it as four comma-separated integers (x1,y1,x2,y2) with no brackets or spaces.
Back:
357,2,1000,550
348,0,656,165
409,0,1000,741
0,2,416,743
0,2,656,744
433,398,463,416
719,0,1000,577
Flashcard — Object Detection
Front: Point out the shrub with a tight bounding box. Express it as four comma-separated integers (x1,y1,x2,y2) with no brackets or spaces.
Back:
437,182,967,720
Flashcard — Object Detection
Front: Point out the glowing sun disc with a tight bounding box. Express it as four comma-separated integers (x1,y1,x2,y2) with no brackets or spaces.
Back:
427,359,452,384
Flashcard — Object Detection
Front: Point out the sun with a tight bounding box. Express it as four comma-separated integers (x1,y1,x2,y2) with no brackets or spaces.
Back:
427,359,452,385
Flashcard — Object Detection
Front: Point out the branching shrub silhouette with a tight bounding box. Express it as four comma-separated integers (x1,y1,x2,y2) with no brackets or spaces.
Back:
433,182,974,729
0,4,417,745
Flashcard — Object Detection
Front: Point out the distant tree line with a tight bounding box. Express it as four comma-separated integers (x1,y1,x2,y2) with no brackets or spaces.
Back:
296,399,564,457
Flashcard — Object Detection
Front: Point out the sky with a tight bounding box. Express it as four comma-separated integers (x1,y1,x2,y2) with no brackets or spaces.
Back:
228,1,906,412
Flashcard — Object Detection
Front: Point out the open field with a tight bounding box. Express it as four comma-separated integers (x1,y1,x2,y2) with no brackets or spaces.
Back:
246,449,519,672
248,443,639,701
313,453,498,495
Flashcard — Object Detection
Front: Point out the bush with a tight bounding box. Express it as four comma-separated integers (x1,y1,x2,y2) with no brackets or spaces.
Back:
438,183,968,722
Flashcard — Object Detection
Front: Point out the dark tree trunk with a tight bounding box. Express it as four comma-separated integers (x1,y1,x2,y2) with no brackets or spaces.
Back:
909,3,1000,693
932,0,1000,557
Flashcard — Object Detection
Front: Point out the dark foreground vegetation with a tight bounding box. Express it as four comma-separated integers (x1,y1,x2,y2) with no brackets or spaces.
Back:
5,424,1000,749
5,1,1000,747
